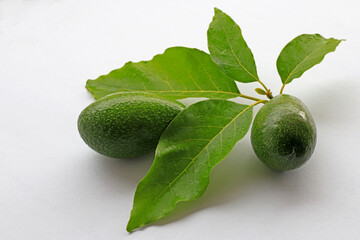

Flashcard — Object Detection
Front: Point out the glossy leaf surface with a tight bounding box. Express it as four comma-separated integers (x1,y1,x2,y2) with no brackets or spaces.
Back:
127,99,253,232
277,34,342,85
86,47,240,100
207,8,259,83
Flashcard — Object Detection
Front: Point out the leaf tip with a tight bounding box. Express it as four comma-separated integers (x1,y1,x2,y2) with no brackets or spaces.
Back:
85,79,92,89
213,7,225,16
328,36,345,44
85,79,98,99
214,7,221,13
126,219,137,233
126,226,133,233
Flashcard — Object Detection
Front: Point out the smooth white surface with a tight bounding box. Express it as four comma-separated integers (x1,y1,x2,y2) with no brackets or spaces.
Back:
1,0,360,239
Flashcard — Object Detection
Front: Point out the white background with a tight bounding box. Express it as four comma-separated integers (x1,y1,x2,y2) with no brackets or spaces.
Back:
1,0,360,239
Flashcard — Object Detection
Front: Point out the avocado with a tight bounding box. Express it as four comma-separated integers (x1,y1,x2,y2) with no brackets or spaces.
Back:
78,92,185,158
251,94,316,170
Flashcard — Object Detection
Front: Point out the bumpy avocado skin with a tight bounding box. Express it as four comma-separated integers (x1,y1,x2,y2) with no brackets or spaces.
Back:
251,94,316,170
78,92,184,158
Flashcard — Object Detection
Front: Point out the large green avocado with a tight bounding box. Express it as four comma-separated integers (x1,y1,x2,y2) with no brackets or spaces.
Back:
78,92,185,158
251,94,316,170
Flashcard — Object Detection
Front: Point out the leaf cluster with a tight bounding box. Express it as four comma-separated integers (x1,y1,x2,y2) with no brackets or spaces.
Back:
85,8,342,232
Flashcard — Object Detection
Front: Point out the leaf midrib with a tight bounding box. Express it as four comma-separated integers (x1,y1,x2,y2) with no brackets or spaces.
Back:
222,26,259,82
90,85,241,97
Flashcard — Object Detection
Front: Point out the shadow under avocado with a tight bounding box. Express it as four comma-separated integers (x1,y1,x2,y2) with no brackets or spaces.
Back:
148,140,320,229
90,130,321,231
298,79,355,125
89,151,154,185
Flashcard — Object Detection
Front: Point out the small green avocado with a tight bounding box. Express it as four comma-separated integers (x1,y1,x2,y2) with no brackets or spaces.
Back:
251,94,316,170
78,92,184,158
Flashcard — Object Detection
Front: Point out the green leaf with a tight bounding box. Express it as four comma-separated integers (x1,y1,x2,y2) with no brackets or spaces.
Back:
127,99,253,232
255,88,266,95
86,47,240,100
277,34,343,85
207,8,259,83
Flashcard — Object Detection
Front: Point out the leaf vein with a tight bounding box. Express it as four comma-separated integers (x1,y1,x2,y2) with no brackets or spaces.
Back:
222,26,259,82
188,50,220,91
147,103,253,205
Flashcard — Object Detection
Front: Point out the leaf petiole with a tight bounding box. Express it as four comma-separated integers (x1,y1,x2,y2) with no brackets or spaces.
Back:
239,93,266,103
279,83,286,94
257,79,269,93
251,99,268,106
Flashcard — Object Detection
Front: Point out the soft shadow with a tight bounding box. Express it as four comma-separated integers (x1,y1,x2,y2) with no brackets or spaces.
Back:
89,151,154,184
88,133,323,230
147,139,320,228
301,80,356,125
